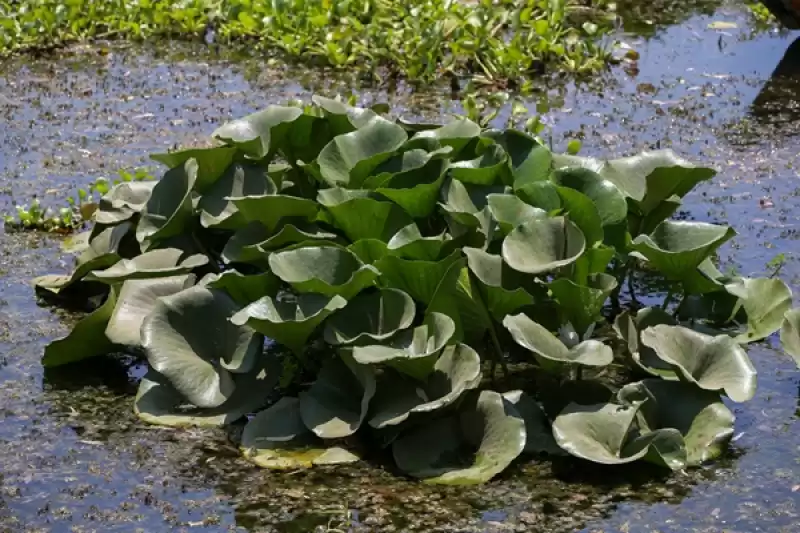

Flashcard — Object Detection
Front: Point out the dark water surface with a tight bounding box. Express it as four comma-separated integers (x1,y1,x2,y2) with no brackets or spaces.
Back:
1,3,799,532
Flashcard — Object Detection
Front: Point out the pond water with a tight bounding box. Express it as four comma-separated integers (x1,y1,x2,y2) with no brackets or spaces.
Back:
1,3,799,532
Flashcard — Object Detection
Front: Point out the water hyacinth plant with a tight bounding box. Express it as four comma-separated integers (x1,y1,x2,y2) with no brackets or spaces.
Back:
34,97,800,484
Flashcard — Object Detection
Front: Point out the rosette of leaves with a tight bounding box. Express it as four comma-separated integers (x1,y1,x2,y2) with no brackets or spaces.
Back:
34,97,800,483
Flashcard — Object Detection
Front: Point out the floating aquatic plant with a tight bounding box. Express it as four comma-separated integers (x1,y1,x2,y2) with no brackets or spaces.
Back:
32,96,800,484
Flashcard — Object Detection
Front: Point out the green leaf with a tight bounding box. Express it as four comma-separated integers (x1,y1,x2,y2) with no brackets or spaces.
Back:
724,277,793,343
487,193,547,235
241,396,359,469
203,270,281,306
151,146,237,193
135,354,279,428
269,246,379,300
549,273,618,334
199,162,276,229
484,129,552,187
105,274,195,347
348,239,389,264
552,167,627,226
84,248,208,283
376,157,448,218
555,186,604,245
463,247,534,320
392,390,526,485
514,180,561,212
33,223,131,296
348,313,457,380
317,115,408,187
631,221,735,283
299,354,376,438
94,181,157,225
324,288,416,345
502,216,586,275
318,192,413,242
780,308,800,368
503,313,613,367
222,221,338,264
412,118,481,155
312,95,379,135
212,105,308,159
449,144,508,185
376,250,463,305
231,293,348,355
136,159,198,249
42,288,119,367
142,286,264,408
617,379,734,465
230,194,319,233
386,223,449,261
556,150,714,208
613,307,679,379
552,402,685,468
641,324,757,402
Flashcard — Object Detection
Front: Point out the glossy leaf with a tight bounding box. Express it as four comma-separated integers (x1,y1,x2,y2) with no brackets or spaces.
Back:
725,277,792,343
324,288,416,345
269,245,379,300
641,324,757,402
318,115,408,187
105,274,195,347
136,159,198,248
231,293,347,355
549,273,618,334
85,248,208,283
631,221,735,282
199,162,275,229
503,313,613,367
502,216,586,275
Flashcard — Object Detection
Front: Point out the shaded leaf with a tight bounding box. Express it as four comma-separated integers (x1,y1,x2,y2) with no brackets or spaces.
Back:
549,273,618,334
135,354,278,428
300,354,376,438
142,286,263,408
780,308,800,368
136,159,198,249
241,396,359,469
393,390,526,485
42,288,118,367
199,162,276,229
617,379,734,465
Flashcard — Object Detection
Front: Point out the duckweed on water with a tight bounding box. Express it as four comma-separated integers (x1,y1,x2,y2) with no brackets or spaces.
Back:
30,98,800,484
0,0,613,83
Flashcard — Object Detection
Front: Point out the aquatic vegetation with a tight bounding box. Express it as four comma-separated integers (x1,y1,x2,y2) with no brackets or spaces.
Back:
3,169,154,233
0,0,612,83
32,98,800,484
